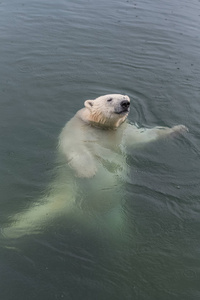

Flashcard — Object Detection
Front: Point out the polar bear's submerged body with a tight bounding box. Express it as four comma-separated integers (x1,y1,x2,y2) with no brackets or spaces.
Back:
3,94,188,238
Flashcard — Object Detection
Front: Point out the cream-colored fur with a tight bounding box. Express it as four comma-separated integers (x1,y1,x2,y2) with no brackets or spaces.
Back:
3,94,188,238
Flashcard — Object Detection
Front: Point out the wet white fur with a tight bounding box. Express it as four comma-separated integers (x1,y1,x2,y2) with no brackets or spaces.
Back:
3,94,188,238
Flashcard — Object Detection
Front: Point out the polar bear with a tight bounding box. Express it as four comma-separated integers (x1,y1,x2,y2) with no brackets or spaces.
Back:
3,94,188,238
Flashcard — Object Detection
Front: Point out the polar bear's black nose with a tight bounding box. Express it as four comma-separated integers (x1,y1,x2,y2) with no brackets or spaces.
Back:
120,100,130,109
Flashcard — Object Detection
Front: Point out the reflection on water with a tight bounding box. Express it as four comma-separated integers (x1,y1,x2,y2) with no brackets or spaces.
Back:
1,0,200,299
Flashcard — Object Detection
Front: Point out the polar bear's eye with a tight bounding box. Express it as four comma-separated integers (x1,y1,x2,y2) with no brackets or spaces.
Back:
107,98,113,102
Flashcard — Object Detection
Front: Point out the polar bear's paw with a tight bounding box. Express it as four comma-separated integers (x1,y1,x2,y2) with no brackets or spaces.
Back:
75,165,97,178
171,125,189,137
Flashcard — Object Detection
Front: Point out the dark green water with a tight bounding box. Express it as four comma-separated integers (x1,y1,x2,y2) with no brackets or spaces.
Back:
1,0,200,299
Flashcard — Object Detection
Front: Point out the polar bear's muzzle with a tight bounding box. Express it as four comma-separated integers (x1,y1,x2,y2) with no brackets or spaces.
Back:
115,100,130,114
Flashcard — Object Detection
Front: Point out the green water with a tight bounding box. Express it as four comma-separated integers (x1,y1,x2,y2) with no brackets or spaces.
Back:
0,0,200,299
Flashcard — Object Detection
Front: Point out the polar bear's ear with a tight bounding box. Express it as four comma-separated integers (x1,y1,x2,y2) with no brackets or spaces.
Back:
84,100,94,110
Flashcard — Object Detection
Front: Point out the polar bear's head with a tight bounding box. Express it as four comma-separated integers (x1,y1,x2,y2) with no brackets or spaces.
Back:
84,94,130,128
